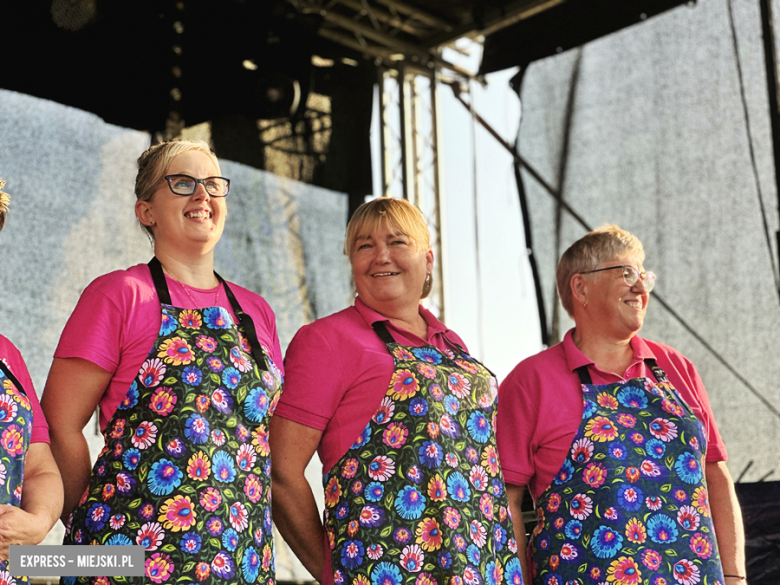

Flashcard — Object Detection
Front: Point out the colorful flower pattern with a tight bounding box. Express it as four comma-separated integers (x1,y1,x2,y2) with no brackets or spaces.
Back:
62,288,283,584
0,362,33,584
323,326,518,585
531,368,724,585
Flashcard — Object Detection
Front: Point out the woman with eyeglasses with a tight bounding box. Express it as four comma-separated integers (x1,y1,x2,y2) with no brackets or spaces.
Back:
42,140,284,584
0,180,63,567
497,225,745,585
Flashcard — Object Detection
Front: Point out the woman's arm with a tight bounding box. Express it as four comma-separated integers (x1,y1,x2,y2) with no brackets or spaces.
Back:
706,461,747,582
41,357,112,523
0,443,63,559
269,416,325,582
506,483,531,585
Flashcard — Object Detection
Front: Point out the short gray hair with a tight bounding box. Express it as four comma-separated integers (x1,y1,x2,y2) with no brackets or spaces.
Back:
556,224,645,317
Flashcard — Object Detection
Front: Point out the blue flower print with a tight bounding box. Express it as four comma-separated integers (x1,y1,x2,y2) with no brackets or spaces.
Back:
212,450,237,483
335,500,349,520
564,520,582,540
443,395,460,415
394,486,426,519
609,442,628,460
466,411,491,443
438,551,452,569
412,347,442,364
341,540,365,570
180,533,201,553
184,414,209,444
222,367,241,389
505,558,523,585
148,458,183,496
617,386,648,409
617,484,643,512
222,528,239,551
646,438,666,459
591,525,623,558
553,459,575,485
182,366,202,386
365,482,384,502
159,310,177,336
85,503,110,532
118,381,139,411
241,546,260,582
123,448,140,470
418,441,443,468
447,472,471,502
675,452,703,484
484,561,497,585
582,399,597,419
106,534,132,546
244,387,269,422
409,396,429,416
494,524,507,551
351,425,371,449
371,562,402,585
466,544,481,565
204,306,232,329
647,513,679,544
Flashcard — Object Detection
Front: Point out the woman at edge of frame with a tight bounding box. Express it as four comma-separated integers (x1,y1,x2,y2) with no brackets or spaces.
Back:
41,140,284,584
0,179,62,579
270,196,523,585
497,224,746,585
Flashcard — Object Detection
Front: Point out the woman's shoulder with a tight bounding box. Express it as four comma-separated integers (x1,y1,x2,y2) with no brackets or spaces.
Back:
0,334,22,361
82,263,154,298
221,281,275,316
287,306,364,351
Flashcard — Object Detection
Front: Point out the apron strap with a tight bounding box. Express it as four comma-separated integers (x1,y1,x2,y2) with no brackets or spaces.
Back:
148,257,269,372
148,257,172,305
371,321,396,345
222,280,269,372
0,361,27,398
575,358,667,386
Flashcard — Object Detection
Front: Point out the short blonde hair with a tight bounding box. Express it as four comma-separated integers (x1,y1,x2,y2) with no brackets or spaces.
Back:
556,224,645,317
344,197,433,298
135,139,220,239
0,179,8,232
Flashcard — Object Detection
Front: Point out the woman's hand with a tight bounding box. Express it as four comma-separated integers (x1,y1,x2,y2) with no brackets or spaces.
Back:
269,416,325,582
41,358,112,523
0,443,63,560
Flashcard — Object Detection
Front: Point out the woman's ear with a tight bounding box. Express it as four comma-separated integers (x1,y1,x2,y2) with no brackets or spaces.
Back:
135,199,155,227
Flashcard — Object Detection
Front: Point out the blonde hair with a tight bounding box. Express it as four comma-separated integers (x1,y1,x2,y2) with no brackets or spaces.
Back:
0,179,8,232
135,139,220,239
344,197,433,298
556,224,645,317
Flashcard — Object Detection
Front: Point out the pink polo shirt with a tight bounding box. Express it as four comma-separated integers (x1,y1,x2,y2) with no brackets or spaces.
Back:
54,263,283,431
0,334,49,444
276,296,468,473
497,328,727,502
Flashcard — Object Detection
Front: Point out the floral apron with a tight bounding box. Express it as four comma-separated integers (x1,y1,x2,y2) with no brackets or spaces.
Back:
531,360,724,585
0,360,33,584
322,321,521,585
62,258,283,585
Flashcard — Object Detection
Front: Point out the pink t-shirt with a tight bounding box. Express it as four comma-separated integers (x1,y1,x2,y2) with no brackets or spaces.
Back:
496,328,727,502
0,334,49,444
54,263,283,431
275,296,468,473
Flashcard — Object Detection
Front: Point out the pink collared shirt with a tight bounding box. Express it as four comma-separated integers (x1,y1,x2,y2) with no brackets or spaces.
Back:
0,334,49,444
497,328,727,502
275,296,468,472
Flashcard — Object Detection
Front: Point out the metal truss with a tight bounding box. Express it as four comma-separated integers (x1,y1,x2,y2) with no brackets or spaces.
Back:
378,65,446,320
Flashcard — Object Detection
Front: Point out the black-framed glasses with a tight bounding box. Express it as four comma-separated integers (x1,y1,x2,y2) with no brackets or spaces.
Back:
579,265,656,292
164,174,230,197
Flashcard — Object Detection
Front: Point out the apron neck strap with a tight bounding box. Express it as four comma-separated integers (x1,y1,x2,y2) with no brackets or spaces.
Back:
0,361,26,397
575,358,667,385
147,257,269,372
371,321,396,345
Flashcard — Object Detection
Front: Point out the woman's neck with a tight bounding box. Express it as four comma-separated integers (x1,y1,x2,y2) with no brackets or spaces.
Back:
572,327,635,377
155,248,217,289
371,301,428,340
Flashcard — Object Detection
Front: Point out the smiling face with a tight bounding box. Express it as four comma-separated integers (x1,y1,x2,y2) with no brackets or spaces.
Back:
350,221,433,316
135,150,226,256
582,255,650,339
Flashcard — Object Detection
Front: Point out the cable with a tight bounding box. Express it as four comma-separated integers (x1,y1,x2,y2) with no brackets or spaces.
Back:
727,0,780,302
